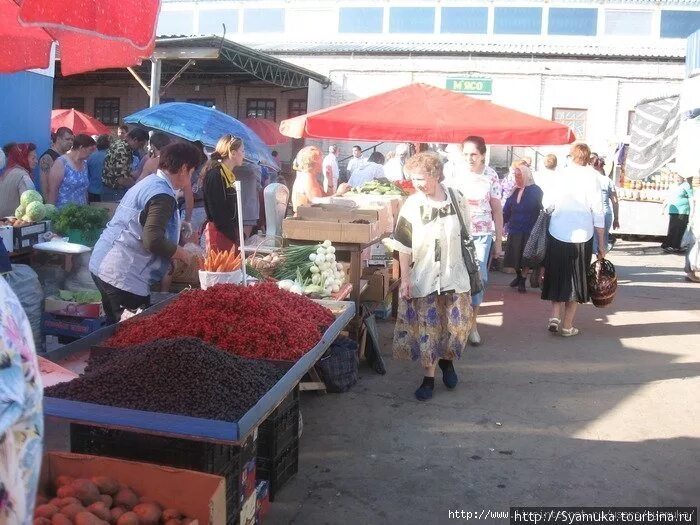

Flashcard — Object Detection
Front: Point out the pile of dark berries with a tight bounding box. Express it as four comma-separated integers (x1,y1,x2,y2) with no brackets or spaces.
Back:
45,337,287,421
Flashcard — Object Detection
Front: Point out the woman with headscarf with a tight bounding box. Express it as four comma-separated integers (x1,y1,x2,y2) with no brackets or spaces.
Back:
503,161,543,293
661,165,694,254
47,134,96,209
0,143,38,217
201,134,245,251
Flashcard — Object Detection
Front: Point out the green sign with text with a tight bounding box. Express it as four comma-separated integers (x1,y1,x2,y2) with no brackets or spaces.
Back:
446,78,492,95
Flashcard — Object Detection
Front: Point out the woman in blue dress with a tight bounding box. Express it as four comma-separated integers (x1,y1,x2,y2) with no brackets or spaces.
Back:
47,134,96,209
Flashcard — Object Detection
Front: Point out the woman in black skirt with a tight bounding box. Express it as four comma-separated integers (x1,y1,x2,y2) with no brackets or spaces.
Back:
503,161,543,293
542,143,606,337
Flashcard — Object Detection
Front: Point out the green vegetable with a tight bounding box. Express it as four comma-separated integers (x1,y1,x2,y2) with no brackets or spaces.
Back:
52,204,109,235
58,290,74,301
272,244,319,281
56,289,102,303
351,178,407,196
20,189,43,207
304,284,324,295
25,201,46,221
44,204,58,220
14,204,26,218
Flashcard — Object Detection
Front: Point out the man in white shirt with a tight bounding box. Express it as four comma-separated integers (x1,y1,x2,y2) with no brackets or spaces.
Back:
384,143,410,181
534,153,559,209
348,152,385,187
346,145,366,180
322,145,339,193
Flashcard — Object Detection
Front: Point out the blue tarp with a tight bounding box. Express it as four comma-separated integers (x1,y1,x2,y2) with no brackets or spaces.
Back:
124,102,278,169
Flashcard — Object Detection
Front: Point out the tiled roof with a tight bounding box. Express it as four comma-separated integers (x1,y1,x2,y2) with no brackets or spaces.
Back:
252,40,687,59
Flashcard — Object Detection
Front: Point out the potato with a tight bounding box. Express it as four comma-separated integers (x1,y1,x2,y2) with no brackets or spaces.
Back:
161,509,182,521
110,507,126,524
99,495,113,508
91,476,120,496
34,504,60,519
113,488,139,510
70,479,101,505
51,515,72,525
74,512,110,525
116,511,140,525
33,519,51,525
59,497,81,507
56,476,75,488
60,503,85,519
132,503,161,525
88,502,112,522
56,486,74,499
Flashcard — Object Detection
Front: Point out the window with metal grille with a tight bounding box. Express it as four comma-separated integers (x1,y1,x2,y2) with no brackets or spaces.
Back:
552,108,587,140
94,98,120,125
440,7,488,34
288,99,307,118
247,99,276,120
60,97,85,112
548,8,598,36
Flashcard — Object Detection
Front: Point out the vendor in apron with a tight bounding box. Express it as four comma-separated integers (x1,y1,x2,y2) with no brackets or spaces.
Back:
200,134,245,251
89,143,200,324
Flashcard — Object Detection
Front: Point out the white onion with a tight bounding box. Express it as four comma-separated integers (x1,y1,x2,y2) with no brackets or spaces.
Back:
311,274,321,284
316,247,326,256
315,254,326,264
322,240,332,248
309,253,317,262
327,254,336,263
326,246,336,254
309,265,320,274
336,263,344,271
332,285,340,293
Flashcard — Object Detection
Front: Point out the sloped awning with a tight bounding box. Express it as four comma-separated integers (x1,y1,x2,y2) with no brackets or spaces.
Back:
55,35,330,89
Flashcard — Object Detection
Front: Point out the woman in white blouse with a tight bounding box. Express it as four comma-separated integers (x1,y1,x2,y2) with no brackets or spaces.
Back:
393,153,473,401
542,143,606,337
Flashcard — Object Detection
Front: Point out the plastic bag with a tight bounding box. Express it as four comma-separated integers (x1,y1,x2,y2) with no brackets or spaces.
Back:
64,252,98,292
3,264,44,351
198,269,242,290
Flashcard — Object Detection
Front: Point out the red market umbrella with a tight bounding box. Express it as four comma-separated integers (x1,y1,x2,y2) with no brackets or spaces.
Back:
280,83,576,146
0,0,157,75
51,108,111,135
242,118,289,145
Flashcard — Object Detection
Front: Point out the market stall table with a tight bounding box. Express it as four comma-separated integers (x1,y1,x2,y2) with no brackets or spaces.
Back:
43,296,355,444
616,199,667,236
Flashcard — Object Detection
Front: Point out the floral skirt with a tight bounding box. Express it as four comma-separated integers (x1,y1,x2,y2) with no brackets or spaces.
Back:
393,292,473,367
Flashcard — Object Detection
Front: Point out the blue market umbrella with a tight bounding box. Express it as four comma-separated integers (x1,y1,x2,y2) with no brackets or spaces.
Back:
124,102,277,169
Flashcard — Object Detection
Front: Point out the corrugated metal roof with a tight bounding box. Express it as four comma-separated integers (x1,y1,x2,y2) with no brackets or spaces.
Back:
252,40,686,59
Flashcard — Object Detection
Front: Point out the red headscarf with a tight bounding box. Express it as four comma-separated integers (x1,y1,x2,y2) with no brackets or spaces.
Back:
6,143,35,173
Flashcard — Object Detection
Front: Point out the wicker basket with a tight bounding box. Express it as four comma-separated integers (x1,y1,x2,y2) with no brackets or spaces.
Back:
587,258,617,308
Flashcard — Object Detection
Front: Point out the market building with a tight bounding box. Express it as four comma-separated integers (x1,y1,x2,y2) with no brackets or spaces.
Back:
51,0,700,168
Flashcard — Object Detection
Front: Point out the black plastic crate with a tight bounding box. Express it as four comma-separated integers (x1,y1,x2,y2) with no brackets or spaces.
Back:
257,387,299,460
70,424,256,525
256,439,299,502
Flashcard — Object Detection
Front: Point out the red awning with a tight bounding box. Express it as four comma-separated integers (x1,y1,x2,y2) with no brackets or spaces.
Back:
280,83,576,146
0,0,157,75
51,108,111,135
242,118,290,146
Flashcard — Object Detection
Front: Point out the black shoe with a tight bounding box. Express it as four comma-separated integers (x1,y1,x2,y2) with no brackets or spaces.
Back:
438,359,458,389
662,246,675,254
517,277,527,294
415,377,434,401
510,275,521,287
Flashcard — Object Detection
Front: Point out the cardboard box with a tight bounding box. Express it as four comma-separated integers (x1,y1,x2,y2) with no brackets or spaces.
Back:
367,242,393,267
90,201,119,219
297,203,392,235
42,312,106,338
45,296,105,318
39,452,226,525
283,217,381,244
361,267,392,303
13,220,48,251
37,356,78,387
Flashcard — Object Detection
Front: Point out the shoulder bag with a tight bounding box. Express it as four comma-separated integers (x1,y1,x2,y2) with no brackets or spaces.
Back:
522,207,552,265
447,187,484,297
